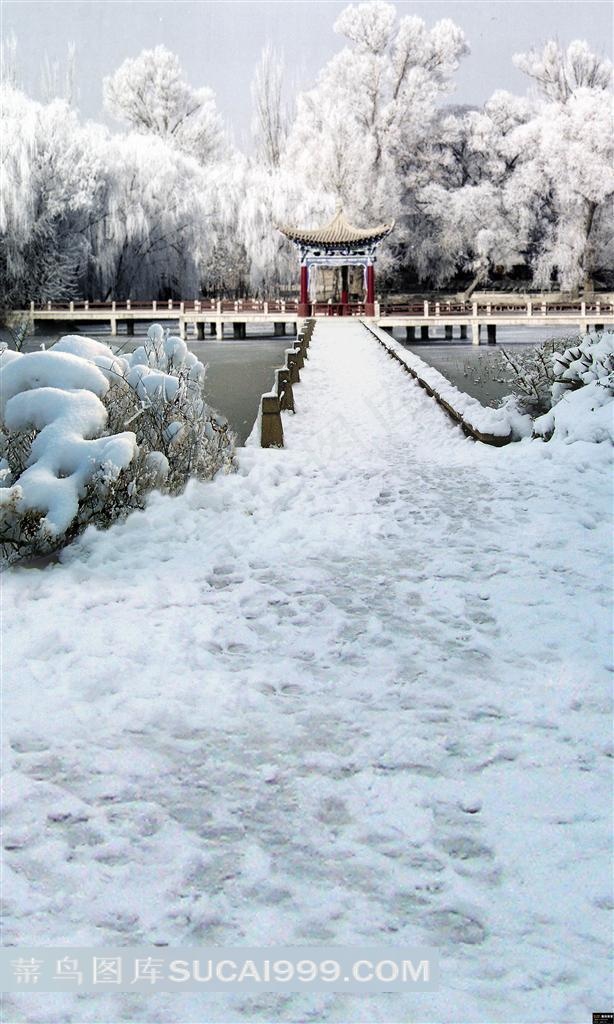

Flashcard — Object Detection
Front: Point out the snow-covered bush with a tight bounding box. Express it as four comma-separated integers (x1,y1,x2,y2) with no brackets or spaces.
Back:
0,325,236,564
496,338,571,414
533,331,614,443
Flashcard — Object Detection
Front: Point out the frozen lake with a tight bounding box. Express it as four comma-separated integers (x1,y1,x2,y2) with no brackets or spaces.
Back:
4,319,581,438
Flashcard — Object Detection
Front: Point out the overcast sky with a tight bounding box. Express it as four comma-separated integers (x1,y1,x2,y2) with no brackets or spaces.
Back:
3,0,612,146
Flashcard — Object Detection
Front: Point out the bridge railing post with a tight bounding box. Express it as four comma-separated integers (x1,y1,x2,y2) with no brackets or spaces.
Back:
264,301,269,315
30,300,34,313
260,394,284,448
486,302,492,316
180,301,185,314
112,300,116,312
526,300,532,317
216,299,222,314
374,300,380,317
69,301,74,313
541,301,547,315
596,301,601,316
47,301,51,310
435,302,440,317
84,300,89,311
168,299,173,310
423,300,429,317
472,301,478,318
581,301,586,317
152,300,157,312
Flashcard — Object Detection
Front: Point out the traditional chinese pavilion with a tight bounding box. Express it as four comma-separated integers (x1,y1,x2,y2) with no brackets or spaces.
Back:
278,207,394,317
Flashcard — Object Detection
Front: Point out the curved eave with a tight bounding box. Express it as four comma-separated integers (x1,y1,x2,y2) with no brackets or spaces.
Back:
276,215,395,249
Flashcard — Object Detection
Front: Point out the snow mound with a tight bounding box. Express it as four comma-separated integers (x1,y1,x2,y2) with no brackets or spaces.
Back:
0,350,109,416
535,331,614,443
0,352,137,535
534,380,613,444
0,326,235,562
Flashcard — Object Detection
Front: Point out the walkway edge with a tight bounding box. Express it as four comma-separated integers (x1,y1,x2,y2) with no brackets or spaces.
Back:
362,321,514,447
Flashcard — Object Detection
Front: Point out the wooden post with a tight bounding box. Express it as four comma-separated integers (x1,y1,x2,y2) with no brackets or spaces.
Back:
287,350,300,384
277,368,294,412
261,394,284,448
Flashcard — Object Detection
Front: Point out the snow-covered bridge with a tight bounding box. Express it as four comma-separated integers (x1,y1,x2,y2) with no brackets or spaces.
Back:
3,319,611,1022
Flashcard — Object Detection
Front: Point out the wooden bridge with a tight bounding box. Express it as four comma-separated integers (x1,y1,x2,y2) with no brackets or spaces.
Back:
17,296,614,344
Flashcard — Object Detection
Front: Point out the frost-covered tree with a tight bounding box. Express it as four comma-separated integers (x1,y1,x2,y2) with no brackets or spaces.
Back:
284,2,469,279
85,132,211,301
251,44,288,168
513,41,614,291
103,46,226,164
0,86,104,306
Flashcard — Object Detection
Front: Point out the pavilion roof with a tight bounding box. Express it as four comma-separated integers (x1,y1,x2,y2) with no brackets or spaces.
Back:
278,208,394,249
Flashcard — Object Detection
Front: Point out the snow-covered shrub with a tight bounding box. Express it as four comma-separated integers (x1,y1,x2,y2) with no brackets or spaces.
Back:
533,331,614,443
0,325,236,564
495,338,572,414
550,332,614,402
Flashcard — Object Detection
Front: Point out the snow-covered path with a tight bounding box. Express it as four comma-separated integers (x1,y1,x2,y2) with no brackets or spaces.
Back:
3,320,612,1023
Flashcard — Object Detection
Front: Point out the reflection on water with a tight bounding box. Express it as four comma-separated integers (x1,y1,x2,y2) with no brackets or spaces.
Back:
2,318,584,435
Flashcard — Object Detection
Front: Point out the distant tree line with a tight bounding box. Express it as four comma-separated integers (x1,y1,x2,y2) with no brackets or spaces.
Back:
1,2,612,306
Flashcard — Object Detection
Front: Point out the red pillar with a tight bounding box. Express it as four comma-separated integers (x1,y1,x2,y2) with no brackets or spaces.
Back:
299,263,309,317
341,265,349,309
365,264,375,315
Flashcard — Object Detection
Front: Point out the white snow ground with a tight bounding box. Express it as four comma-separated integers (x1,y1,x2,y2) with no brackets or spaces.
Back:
2,320,612,1023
